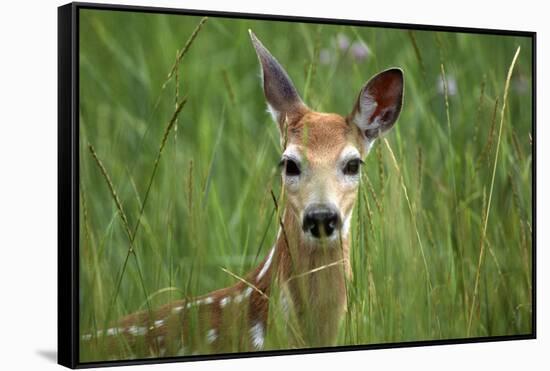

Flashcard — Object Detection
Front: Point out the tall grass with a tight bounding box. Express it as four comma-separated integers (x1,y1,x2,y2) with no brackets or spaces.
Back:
78,9,533,362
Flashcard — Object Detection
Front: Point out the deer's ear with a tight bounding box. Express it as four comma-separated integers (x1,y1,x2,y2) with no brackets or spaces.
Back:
249,30,307,128
349,68,404,152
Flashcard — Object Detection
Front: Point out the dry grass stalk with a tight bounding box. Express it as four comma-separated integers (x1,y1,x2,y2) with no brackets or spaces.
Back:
473,77,487,144
376,143,385,212
88,144,133,243
222,69,236,104
166,17,208,82
131,97,188,239
467,46,521,336
364,172,382,214
383,138,433,293
220,267,269,300
407,31,427,83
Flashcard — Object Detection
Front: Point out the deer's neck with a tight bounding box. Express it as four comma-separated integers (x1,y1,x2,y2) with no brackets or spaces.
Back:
255,209,351,346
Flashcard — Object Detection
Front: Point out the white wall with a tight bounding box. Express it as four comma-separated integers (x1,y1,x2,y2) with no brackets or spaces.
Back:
0,0,546,370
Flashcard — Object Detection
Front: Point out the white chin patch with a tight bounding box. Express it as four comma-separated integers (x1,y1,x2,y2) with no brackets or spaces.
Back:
302,231,341,247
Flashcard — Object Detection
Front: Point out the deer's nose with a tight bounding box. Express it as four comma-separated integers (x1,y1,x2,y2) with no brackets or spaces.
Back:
302,204,341,238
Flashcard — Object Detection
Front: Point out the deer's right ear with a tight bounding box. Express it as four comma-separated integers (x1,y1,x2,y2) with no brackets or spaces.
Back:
249,30,307,129
349,68,404,153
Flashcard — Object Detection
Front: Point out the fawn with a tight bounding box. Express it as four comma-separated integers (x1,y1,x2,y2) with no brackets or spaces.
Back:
82,30,403,358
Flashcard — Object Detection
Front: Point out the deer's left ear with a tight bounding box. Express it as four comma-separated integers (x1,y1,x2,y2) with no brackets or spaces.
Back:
349,68,404,152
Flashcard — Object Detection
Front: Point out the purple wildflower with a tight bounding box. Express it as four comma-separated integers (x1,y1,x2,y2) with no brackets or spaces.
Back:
349,41,370,62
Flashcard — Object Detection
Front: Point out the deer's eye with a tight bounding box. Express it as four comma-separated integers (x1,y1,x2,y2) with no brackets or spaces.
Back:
280,158,301,176
343,159,362,176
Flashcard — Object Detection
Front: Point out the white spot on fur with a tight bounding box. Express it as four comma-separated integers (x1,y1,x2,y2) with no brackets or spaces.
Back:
244,287,253,298
171,306,183,314
204,296,214,304
127,325,147,336
234,292,244,304
156,335,164,344
256,247,275,281
106,328,121,336
187,299,203,309
206,329,218,344
249,322,265,350
154,319,164,328
220,296,231,308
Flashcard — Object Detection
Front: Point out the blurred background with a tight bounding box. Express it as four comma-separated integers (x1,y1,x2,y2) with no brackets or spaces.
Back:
78,8,533,362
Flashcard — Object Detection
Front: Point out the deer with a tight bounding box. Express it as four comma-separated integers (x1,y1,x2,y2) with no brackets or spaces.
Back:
81,30,404,359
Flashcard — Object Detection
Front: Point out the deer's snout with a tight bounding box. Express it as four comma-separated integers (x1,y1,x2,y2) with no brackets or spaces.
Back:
302,204,341,239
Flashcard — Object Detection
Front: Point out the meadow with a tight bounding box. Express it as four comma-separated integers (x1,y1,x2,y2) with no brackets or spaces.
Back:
78,8,533,362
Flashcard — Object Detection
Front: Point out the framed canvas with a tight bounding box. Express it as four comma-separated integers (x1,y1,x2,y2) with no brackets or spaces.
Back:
58,2,536,368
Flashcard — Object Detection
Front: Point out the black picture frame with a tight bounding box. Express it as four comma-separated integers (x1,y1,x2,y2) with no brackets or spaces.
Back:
58,2,536,368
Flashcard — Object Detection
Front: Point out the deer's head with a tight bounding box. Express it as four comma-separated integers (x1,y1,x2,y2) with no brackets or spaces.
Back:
250,31,404,246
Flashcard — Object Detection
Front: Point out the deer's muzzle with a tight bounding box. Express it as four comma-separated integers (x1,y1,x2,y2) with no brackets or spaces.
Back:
302,204,342,239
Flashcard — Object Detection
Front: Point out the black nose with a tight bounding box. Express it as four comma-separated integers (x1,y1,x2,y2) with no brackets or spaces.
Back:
302,205,341,238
